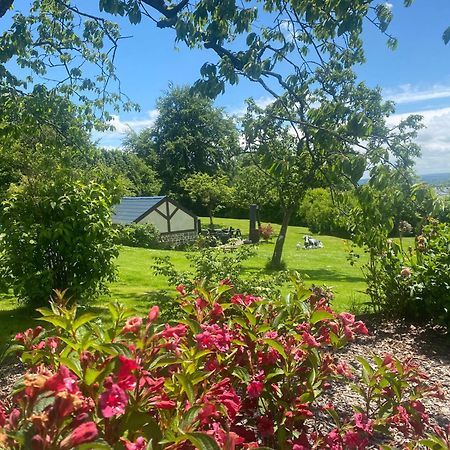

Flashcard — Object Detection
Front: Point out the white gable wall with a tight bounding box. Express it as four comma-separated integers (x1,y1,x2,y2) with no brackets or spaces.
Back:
138,210,169,232
135,198,196,234
171,209,196,232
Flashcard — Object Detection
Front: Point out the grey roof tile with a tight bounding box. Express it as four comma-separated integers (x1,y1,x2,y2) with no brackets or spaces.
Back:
112,196,166,224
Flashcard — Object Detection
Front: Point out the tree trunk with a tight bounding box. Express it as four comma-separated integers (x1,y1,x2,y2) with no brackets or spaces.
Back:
270,206,294,269
208,205,214,227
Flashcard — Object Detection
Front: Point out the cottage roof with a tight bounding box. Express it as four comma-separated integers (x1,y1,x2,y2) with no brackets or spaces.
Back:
112,196,166,224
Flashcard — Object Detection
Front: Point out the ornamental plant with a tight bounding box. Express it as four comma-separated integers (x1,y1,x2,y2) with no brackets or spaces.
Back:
258,223,274,242
0,280,445,449
360,218,450,328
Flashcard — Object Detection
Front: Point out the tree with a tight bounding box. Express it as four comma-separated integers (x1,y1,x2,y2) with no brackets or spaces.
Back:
95,148,162,196
130,86,240,195
0,88,96,199
232,164,278,212
0,170,119,305
243,81,423,268
180,172,233,226
0,1,399,132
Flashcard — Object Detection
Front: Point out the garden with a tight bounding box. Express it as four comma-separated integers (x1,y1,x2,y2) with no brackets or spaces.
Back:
1,0,450,449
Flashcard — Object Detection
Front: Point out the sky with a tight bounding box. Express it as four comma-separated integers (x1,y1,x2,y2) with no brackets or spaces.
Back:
84,1,450,174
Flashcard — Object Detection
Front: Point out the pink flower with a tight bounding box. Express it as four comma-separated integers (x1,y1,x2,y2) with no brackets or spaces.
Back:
122,316,143,334
60,422,98,449
336,361,354,379
230,294,261,306
211,302,224,318
147,306,160,323
99,383,128,418
247,380,264,398
45,366,79,394
195,297,208,309
339,312,355,325
302,331,320,348
352,321,368,335
117,355,138,391
161,324,187,339
149,395,176,409
196,324,232,352
120,436,147,450
343,430,368,449
176,284,186,295
121,437,147,450
296,403,313,418
354,412,373,434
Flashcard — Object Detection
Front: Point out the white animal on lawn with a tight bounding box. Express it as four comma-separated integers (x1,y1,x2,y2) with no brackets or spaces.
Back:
301,235,324,249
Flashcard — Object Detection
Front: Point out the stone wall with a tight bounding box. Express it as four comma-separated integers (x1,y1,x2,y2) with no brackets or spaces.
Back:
159,230,198,246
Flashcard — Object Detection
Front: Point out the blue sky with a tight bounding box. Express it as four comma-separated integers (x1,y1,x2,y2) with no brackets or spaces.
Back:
92,0,450,174
5,1,445,174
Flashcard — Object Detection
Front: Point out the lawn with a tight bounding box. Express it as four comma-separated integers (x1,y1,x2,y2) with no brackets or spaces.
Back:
0,217,371,346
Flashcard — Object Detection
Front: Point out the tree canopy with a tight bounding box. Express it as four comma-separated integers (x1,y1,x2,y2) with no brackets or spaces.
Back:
127,85,240,196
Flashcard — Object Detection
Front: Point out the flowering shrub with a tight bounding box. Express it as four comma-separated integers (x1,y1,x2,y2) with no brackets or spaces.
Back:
0,282,445,449
363,219,450,328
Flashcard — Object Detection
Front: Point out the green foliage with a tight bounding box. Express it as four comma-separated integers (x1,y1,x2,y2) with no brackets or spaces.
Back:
181,172,233,225
95,148,162,196
0,173,118,305
153,243,289,299
362,220,450,328
0,89,95,199
299,188,348,235
115,223,160,249
0,1,135,126
135,86,240,196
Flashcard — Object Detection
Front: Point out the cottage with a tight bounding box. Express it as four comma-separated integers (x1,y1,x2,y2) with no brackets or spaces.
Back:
112,196,199,245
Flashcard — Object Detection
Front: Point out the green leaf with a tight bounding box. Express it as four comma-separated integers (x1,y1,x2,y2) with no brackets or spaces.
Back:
179,406,202,431
59,356,82,378
38,315,68,329
184,432,220,450
75,440,113,449
175,373,195,404
263,338,287,360
73,312,98,331
310,310,334,324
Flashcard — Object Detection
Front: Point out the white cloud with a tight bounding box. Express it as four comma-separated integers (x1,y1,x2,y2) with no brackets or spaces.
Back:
229,96,275,117
92,109,158,148
385,83,450,104
388,107,450,174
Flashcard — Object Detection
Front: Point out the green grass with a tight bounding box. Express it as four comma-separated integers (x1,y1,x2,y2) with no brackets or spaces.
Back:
0,217,371,345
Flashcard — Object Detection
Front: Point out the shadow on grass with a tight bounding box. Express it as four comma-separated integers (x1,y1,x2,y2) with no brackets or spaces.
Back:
100,290,180,322
298,268,365,283
0,306,38,347
241,265,364,284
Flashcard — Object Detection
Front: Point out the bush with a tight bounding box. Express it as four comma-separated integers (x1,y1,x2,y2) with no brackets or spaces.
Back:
298,188,347,235
0,175,118,305
363,219,450,328
153,245,289,300
1,282,445,449
116,223,160,249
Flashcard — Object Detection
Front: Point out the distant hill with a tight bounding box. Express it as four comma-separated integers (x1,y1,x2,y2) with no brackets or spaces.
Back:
360,172,450,186
419,173,450,186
